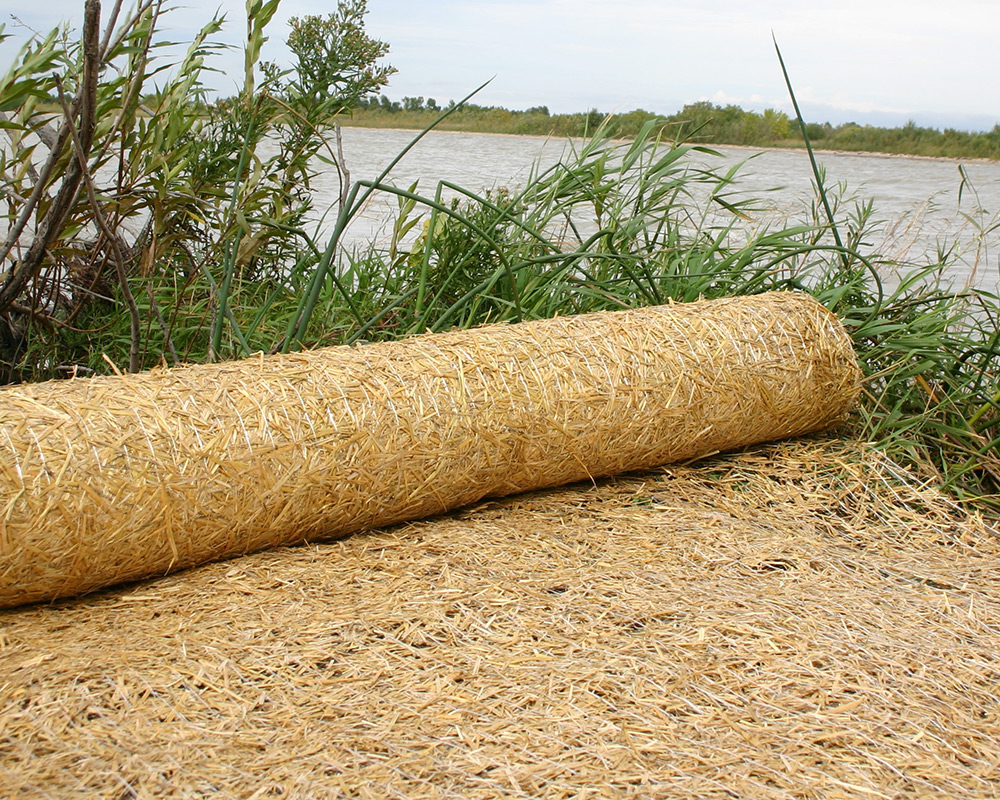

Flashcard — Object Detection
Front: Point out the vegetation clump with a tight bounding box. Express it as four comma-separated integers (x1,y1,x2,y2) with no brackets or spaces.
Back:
0,1,998,512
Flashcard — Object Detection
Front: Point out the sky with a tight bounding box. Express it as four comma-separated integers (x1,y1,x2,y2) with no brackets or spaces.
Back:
2,0,998,131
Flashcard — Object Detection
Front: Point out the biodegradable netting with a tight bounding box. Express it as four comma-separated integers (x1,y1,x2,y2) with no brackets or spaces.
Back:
1,438,998,798
0,292,859,607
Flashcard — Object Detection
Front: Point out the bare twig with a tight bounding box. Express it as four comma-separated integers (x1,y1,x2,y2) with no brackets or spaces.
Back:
0,116,73,271
55,78,142,374
0,0,101,314
334,122,351,216
99,0,128,59
146,281,179,364
100,0,156,62
33,119,60,150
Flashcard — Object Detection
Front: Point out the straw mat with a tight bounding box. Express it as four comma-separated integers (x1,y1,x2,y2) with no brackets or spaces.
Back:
2,438,998,798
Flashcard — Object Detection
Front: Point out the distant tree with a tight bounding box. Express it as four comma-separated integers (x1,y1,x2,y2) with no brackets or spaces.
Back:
276,2,396,233
284,0,395,114
611,109,660,138
671,102,715,140
762,108,790,140
402,95,424,111
803,122,828,141
426,97,440,111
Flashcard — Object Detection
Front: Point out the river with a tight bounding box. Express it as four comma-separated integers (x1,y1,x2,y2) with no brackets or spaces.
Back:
311,127,1000,292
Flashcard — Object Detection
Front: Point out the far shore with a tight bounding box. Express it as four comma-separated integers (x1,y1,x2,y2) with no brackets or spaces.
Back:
721,141,1000,166
338,122,1000,166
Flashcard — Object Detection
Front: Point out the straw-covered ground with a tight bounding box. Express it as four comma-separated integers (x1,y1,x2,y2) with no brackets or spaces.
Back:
2,437,999,799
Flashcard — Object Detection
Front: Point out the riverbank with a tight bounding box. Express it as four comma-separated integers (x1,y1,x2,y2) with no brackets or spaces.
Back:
340,121,1000,165
721,140,1000,165
343,101,1000,162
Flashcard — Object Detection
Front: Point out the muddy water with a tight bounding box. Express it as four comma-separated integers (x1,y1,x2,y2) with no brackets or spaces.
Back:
310,127,1000,291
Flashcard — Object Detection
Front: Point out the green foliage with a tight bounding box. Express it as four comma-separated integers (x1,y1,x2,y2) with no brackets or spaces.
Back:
1,4,998,512
350,96,1000,160
773,40,1000,509
0,0,396,378
283,0,394,114
349,98,798,144
803,120,1000,159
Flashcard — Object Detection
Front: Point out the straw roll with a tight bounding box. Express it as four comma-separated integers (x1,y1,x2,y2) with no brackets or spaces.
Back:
0,292,860,607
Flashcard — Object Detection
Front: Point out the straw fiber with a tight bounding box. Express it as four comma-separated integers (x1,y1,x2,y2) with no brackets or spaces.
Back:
1,439,998,798
0,292,859,607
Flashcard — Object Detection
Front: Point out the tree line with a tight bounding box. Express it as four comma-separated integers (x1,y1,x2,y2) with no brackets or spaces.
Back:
349,96,1000,160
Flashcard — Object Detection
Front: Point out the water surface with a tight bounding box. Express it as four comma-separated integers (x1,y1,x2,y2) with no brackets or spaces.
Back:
312,127,1000,291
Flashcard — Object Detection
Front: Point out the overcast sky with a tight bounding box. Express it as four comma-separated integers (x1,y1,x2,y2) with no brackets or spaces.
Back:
2,0,998,131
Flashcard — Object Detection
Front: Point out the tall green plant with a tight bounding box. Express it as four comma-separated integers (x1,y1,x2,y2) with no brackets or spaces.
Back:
771,37,999,509
0,0,394,377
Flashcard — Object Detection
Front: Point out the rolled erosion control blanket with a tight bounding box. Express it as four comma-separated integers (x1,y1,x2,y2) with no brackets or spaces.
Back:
0,292,860,608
